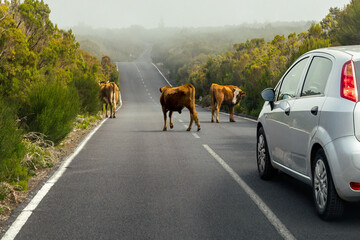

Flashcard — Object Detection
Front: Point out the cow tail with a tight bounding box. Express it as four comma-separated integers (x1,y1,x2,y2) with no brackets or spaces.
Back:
210,84,215,105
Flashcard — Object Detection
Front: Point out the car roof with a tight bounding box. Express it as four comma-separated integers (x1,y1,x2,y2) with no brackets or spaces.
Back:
307,45,360,58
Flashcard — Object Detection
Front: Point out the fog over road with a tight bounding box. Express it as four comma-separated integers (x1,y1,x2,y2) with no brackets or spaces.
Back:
2,50,360,240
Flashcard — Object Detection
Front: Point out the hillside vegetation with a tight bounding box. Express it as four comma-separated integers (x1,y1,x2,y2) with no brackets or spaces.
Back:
0,0,118,194
151,0,359,116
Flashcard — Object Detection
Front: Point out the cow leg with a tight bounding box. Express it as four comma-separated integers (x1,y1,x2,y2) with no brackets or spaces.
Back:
105,104,108,118
187,108,201,131
187,112,193,131
162,107,168,131
211,101,215,122
112,93,117,118
216,99,222,123
169,111,174,129
229,105,236,122
109,102,113,118
193,108,201,131
112,100,117,118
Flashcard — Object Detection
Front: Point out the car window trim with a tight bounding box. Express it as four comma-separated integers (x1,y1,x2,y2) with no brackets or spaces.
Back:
299,55,334,98
274,56,310,102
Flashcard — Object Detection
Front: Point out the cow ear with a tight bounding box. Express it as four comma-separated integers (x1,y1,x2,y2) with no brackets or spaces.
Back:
241,91,246,96
159,87,163,93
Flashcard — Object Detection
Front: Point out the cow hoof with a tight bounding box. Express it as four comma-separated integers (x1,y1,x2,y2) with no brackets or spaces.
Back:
163,128,167,131
186,128,191,131
211,119,214,123
216,120,220,123
170,125,173,129
197,127,201,131
230,119,236,122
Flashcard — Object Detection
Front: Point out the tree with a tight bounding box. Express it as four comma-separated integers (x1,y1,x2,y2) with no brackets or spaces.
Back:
332,0,360,45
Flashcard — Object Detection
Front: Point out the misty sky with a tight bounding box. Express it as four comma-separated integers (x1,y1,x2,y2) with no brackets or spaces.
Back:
44,0,350,29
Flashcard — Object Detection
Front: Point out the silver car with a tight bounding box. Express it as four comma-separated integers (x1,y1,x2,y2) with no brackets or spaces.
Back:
257,45,360,220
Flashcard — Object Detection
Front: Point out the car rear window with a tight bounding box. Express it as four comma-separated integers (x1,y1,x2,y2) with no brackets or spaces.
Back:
301,57,332,96
355,61,360,98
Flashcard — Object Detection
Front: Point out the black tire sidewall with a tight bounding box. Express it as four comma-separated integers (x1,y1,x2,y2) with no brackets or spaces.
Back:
312,149,344,220
257,127,274,179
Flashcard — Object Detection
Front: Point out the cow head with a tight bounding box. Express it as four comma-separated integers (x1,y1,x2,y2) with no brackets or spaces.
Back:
160,86,172,93
232,87,246,105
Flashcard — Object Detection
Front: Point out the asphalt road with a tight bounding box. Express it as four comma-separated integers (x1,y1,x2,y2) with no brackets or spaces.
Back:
2,49,360,240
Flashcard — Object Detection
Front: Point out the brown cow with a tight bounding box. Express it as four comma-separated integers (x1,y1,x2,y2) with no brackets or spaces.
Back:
160,84,201,131
99,81,118,118
210,83,246,123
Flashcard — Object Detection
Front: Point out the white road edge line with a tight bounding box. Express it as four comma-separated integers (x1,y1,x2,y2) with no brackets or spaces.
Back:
152,63,172,87
202,144,296,240
219,111,258,123
3,109,122,240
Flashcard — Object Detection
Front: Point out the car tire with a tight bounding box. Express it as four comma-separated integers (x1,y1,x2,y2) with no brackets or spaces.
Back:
312,149,344,220
257,127,276,180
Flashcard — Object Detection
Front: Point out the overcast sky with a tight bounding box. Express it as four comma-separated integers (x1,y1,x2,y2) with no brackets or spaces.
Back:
43,0,350,29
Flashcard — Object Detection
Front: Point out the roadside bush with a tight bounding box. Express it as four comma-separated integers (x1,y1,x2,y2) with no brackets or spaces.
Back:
24,81,80,144
72,71,102,115
0,97,28,189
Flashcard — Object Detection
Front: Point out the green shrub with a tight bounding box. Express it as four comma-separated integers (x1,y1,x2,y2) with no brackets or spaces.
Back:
0,97,28,189
24,81,80,144
72,71,102,115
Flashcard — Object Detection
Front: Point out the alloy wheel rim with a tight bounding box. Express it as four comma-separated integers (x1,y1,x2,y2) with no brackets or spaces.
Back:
257,134,266,173
314,159,328,210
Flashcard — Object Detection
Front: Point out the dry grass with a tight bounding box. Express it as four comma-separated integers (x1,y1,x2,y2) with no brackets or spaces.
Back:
0,114,103,231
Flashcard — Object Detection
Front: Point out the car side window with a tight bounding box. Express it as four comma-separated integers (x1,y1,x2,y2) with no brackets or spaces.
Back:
277,58,308,101
301,57,332,96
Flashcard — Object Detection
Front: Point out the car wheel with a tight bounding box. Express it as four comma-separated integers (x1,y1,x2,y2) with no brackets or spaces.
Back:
257,127,276,180
312,149,344,220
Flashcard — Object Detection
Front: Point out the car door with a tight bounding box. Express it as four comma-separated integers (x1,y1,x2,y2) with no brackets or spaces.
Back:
288,55,333,176
265,57,310,166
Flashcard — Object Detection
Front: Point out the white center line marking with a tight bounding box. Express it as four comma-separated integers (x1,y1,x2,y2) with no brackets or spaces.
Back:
202,144,296,240
192,133,200,138
178,119,183,123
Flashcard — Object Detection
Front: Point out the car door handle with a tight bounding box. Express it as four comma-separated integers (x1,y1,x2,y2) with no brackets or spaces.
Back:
311,106,318,116
285,107,290,116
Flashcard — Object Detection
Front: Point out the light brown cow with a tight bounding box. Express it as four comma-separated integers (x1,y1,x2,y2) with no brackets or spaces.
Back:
160,83,201,131
99,81,118,118
210,83,246,123
109,82,120,106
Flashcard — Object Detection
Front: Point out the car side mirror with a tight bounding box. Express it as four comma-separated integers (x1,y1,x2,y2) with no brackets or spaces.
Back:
261,88,275,110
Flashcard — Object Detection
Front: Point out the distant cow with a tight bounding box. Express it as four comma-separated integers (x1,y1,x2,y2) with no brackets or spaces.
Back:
99,81,118,118
160,84,201,131
210,83,246,123
109,82,121,107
